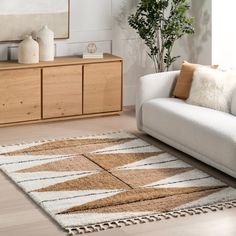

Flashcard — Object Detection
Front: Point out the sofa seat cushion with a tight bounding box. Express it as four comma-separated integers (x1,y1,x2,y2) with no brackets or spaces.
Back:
142,98,236,172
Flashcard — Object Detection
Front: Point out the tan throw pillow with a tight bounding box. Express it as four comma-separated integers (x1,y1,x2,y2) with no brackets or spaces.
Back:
173,61,218,99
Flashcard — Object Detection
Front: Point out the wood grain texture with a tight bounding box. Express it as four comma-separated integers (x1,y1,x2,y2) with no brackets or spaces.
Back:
42,65,83,119
0,54,123,126
0,111,121,128
0,54,122,71
0,68,41,124
84,62,122,114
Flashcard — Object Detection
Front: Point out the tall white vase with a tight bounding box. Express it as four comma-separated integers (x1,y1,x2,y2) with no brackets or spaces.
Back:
18,35,39,64
37,25,55,62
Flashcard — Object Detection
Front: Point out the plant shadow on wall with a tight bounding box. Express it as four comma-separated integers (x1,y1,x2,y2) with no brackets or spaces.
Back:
181,0,211,64
113,0,154,81
128,0,195,72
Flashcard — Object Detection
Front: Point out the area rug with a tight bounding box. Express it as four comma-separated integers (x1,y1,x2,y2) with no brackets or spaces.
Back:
0,131,236,235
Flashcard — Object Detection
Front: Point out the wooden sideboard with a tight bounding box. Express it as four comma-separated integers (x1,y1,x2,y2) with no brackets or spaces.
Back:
0,54,123,127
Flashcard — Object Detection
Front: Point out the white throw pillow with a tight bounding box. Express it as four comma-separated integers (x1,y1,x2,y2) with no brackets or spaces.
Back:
231,87,236,116
187,67,236,113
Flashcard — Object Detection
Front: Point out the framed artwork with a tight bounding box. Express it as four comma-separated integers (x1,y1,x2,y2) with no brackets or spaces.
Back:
0,0,70,42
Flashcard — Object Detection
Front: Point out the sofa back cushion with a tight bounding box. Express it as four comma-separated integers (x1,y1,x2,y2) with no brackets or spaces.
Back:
187,67,236,113
173,61,218,100
231,87,236,116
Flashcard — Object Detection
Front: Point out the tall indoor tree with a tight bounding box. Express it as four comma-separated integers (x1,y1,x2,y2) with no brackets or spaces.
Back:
128,0,195,72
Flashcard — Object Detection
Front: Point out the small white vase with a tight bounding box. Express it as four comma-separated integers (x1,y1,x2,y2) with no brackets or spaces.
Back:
18,35,39,64
37,25,55,61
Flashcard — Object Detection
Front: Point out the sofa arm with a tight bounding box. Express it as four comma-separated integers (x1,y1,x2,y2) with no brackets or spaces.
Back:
136,70,180,130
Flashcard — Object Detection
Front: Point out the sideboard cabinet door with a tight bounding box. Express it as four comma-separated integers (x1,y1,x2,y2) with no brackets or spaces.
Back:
0,69,41,124
42,65,83,119
83,62,122,114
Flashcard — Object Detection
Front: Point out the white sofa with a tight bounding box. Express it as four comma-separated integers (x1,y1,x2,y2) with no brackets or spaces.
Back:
136,71,236,178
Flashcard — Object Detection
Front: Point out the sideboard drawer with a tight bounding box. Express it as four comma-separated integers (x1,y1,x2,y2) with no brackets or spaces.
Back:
42,65,83,119
0,69,41,124
83,62,122,114
0,54,122,127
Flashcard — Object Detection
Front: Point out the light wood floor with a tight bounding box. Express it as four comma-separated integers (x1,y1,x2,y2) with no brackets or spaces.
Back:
0,108,236,236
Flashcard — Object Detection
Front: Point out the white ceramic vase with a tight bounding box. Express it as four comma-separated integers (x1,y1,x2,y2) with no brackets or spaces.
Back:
37,25,55,61
18,35,39,64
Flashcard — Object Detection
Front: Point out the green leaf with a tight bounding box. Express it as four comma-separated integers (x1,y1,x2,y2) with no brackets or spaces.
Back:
128,0,195,72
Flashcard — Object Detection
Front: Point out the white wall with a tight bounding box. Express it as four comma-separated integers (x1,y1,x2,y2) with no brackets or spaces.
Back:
0,0,212,106
111,0,154,105
172,0,212,69
212,0,236,68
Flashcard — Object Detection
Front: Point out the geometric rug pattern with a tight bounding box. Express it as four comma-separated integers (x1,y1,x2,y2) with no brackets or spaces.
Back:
0,131,236,235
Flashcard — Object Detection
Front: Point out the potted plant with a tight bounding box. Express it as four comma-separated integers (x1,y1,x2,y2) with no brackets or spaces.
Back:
128,0,195,72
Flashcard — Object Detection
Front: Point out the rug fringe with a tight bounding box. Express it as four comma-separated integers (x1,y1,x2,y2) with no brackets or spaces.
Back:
65,200,236,235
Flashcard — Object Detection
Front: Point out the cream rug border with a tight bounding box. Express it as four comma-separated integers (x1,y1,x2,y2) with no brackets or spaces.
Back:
0,131,236,236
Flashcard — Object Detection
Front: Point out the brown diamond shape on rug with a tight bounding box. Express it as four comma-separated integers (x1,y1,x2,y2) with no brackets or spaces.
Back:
58,186,225,214
1,138,135,156
86,152,163,170
17,155,102,173
111,167,194,187
35,171,131,192
59,186,226,214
